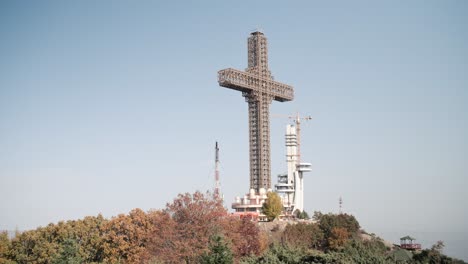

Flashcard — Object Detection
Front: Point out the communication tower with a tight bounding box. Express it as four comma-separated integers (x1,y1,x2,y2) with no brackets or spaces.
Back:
214,142,221,199
339,196,343,214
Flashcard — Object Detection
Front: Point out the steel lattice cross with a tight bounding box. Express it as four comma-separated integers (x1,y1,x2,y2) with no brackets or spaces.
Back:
218,31,294,193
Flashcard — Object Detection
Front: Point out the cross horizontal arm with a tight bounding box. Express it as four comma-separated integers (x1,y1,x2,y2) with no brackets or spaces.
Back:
218,68,294,102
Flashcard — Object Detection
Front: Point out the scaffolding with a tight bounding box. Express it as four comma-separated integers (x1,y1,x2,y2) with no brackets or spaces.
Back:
218,31,294,193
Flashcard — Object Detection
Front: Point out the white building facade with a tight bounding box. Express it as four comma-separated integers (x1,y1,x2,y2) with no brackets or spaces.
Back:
275,124,311,214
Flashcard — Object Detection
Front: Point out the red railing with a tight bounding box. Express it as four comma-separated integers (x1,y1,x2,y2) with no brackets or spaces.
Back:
401,243,421,250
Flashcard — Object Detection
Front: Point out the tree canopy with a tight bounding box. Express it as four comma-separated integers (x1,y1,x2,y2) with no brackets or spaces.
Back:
1,193,466,264
262,192,283,221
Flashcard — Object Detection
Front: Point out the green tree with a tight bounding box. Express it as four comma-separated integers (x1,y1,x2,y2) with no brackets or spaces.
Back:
200,235,233,264
314,212,360,239
281,223,324,250
312,211,323,221
262,192,282,221
413,240,460,264
341,238,392,264
241,243,344,264
294,210,310,219
52,239,82,264
241,244,305,264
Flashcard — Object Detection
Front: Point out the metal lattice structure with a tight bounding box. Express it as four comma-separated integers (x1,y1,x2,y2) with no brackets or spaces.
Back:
218,31,294,192
214,142,221,198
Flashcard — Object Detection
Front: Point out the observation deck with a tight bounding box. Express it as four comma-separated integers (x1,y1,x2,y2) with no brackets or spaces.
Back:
400,236,421,250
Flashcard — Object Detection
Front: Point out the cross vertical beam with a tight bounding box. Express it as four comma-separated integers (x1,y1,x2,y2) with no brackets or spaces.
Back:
218,31,294,193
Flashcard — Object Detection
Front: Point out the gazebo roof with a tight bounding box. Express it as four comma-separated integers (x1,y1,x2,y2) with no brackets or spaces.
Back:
400,235,416,240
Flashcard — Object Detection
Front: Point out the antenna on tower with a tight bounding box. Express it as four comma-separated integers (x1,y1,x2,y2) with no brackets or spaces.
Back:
272,112,312,163
214,142,221,199
339,196,343,214
292,113,312,164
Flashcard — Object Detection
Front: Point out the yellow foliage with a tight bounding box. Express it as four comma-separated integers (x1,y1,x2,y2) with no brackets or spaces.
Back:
262,192,283,221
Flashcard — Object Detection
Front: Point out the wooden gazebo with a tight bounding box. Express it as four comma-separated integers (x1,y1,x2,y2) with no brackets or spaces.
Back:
400,235,421,250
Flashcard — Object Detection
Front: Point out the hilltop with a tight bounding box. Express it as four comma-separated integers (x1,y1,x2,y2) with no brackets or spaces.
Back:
0,191,465,264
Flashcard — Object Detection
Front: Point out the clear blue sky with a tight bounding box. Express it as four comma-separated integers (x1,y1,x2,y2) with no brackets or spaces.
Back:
1,0,467,260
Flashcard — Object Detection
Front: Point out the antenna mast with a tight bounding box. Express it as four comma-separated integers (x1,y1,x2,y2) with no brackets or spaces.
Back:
339,196,343,214
292,113,312,164
214,142,221,198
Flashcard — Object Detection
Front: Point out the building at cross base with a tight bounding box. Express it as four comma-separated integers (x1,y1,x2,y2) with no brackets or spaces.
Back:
231,124,311,220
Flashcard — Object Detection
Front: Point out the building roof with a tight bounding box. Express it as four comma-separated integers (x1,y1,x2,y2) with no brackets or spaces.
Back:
400,235,416,240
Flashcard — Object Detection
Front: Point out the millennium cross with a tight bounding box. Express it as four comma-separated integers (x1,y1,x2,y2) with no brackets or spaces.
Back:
218,31,294,193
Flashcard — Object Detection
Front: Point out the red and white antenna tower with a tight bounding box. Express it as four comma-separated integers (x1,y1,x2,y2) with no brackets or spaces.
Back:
214,142,221,199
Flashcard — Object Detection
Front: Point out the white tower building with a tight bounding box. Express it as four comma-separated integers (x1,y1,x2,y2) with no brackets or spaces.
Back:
275,124,311,214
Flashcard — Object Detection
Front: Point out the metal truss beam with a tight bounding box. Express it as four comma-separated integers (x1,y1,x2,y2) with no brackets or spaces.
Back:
218,31,294,192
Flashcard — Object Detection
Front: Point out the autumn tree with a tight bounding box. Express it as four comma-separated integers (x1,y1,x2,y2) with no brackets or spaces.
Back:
0,231,15,264
147,191,227,263
281,222,324,250
221,217,264,259
82,215,107,261
262,192,283,221
9,227,59,264
328,227,349,250
8,215,107,264
145,210,176,263
102,208,152,263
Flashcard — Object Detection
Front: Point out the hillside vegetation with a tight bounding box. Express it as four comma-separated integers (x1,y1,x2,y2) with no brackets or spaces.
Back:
0,191,465,264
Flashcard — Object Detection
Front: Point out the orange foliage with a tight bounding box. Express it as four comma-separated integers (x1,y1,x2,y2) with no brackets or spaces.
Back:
102,208,152,263
147,191,228,263
258,230,270,254
4,191,266,264
328,227,350,250
222,217,263,259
